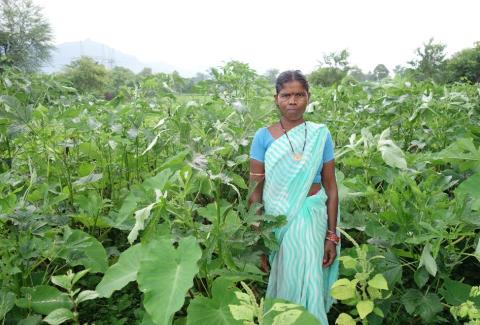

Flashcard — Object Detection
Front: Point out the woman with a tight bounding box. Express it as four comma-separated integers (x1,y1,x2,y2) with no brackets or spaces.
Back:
248,70,340,324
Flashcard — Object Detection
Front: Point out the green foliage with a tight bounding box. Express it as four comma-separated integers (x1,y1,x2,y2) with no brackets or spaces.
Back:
0,61,479,324
332,232,390,324
60,56,109,94
0,0,53,72
43,269,99,324
445,42,480,84
227,282,319,325
372,64,389,81
309,50,351,87
407,38,447,82
138,237,202,325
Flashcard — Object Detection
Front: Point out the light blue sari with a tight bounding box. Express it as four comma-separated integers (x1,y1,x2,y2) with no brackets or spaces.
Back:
264,122,340,324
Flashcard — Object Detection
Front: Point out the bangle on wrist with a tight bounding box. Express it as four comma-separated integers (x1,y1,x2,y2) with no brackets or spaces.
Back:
326,229,340,245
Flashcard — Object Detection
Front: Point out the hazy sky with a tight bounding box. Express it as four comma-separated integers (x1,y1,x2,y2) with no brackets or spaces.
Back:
35,0,479,76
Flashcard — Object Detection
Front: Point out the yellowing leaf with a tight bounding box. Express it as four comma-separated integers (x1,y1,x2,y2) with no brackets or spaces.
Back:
356,300,374,319
367,274,389,290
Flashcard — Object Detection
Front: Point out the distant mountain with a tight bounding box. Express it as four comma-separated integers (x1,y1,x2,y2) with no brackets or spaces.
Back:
43,39,191,75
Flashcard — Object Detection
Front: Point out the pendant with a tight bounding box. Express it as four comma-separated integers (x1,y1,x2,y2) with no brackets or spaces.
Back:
293,153,302,161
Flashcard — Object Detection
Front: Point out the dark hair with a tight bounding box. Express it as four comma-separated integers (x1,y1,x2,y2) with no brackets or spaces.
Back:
275,70,309,94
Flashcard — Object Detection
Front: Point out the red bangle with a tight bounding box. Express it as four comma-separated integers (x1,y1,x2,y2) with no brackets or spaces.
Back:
326,230,340,245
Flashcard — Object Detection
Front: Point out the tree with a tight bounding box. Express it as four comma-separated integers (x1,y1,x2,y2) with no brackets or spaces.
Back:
264,69,279,84
393,65,407,77
445,42,480,84
348,65,367,82
61,56,109,94
0,0,53,72
138,67,152,77
106,66,136,98
322,49,350,71
308,50,350,87
373,64,389,81
407,38,446,82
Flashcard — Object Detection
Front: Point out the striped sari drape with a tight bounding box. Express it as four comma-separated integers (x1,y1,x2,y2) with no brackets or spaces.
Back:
264,122,340,324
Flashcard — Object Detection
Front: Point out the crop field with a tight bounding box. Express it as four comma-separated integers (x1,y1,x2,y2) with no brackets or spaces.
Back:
0,63,479,325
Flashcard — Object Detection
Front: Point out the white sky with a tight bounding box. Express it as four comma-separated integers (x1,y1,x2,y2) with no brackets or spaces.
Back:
35,0,480,76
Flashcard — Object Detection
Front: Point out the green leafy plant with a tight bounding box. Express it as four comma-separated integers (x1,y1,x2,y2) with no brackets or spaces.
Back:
43,269,99,325
333,230,390,324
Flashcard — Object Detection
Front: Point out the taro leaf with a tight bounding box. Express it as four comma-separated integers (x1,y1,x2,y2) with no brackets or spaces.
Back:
28,285,73,315
137,237,201,325
56,229,108,273
418,243,437,277
186,277,242,325
0,290,15,319
43,308,73,325
455,173,480,211
96,244,143,298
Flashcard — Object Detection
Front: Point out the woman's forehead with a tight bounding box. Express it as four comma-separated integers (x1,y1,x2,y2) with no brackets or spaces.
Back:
279,80,307,92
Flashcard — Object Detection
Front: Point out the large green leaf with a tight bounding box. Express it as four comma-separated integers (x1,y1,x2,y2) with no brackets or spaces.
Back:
137,237,201,325
96,244,143,298
455,172,480,210
186,277,242,325
0,290,15,319
401,289,442,322
27,285,73,315
43,308,73,325
418,243,437,277
416,293,443,323
56,229,108,273
377,128,407,170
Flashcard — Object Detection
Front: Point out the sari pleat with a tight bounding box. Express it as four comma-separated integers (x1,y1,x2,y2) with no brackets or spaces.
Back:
264,122,340,324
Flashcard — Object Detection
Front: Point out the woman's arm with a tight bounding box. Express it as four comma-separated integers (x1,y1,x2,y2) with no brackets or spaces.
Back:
249,159,269,272
321,160,338,232
248,159,265,212
321,160,338,268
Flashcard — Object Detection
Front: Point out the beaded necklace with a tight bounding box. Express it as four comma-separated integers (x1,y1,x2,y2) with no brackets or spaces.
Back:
279,120,307,161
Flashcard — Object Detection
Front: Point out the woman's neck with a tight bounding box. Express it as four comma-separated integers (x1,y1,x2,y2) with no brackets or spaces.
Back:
280,117,305,132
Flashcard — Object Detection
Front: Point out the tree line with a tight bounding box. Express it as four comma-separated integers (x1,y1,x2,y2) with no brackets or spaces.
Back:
1,0,479,96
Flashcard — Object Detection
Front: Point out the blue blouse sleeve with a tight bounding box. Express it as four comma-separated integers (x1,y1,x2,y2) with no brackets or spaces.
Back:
323,131,334,163
313,130,335,183
250,128,266,162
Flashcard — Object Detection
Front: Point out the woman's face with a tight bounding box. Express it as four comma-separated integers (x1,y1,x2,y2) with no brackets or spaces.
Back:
274,80,309,122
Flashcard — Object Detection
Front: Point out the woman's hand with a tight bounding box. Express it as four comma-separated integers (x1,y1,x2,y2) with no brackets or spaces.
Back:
323,240,337,268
